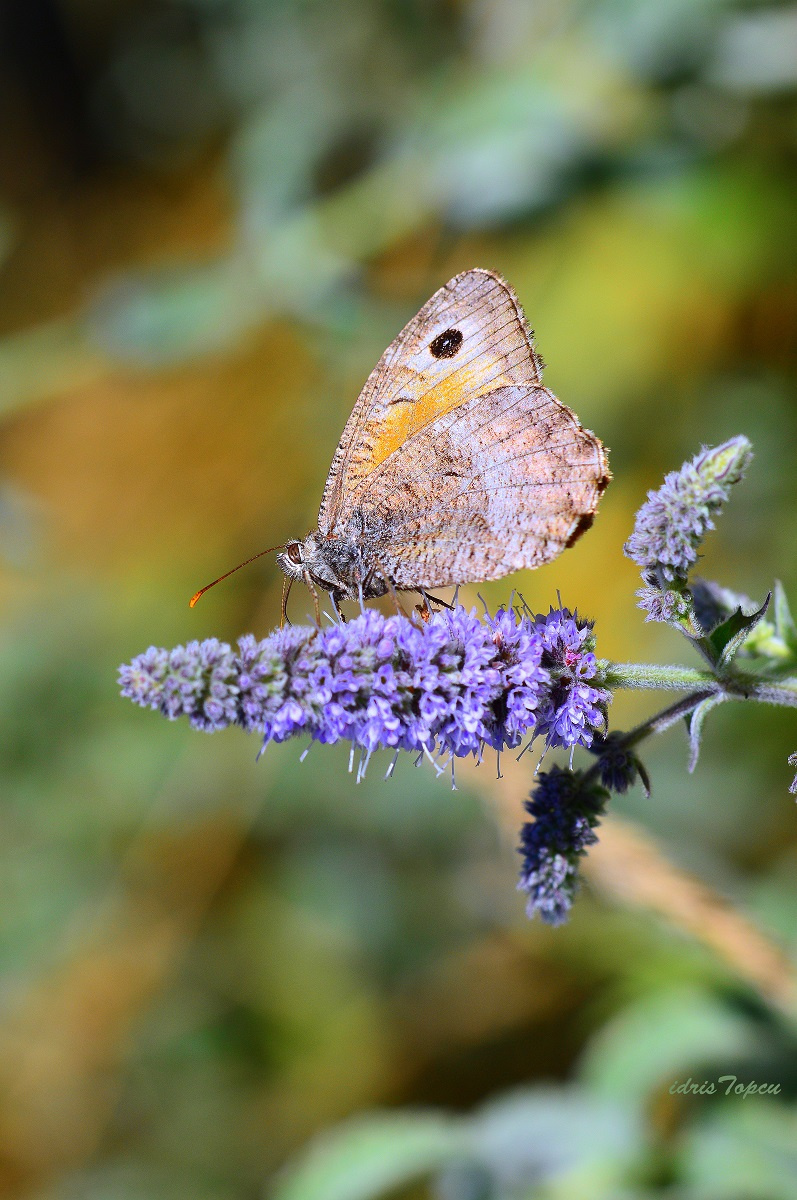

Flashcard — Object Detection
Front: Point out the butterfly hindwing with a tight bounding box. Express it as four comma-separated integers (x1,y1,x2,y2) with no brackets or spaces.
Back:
353,384,609,589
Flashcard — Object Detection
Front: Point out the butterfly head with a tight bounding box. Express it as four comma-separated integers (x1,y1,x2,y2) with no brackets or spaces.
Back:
277,532,343,592
277,531,390,604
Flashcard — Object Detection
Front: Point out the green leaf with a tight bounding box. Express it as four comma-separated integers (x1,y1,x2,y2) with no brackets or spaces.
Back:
690,578,755,637
733,581,797,664
579,987,763,1107
681,1102,797,1199
686,693,729,773
270,1114,467,1200
708,593,771,669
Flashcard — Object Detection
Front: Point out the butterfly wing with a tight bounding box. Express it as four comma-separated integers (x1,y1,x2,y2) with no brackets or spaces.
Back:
318,268,544,535
353,383,609,589
318,267,608,589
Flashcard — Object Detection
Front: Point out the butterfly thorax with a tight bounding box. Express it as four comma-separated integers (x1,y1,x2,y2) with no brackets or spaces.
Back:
276,528,390,603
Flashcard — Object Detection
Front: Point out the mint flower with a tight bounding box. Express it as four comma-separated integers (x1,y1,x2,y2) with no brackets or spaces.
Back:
517,766,609,925
533,608,608,749
624,437,753,621
119,605,608,765
120,639,240,732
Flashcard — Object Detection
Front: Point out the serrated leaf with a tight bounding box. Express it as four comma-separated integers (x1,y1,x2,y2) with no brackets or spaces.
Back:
270,1114,467,1200
708,593,771,669
690,578,755,637
686,693,728,773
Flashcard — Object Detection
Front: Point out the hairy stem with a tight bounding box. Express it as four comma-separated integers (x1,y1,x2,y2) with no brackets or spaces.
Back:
602,662,718,691
604,661,797,711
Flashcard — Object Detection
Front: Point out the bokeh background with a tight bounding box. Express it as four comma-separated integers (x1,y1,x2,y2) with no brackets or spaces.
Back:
2,1,797,1196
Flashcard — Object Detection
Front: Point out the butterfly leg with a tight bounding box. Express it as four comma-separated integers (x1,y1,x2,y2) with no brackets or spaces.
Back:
303,571,322,626
420,589,454,611
371,559,409,619
280,576,294,628
330,590,347,623
415,592,433,624
414,589,453,623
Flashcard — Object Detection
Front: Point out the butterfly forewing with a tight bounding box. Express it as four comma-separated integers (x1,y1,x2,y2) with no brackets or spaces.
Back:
318,269,543,535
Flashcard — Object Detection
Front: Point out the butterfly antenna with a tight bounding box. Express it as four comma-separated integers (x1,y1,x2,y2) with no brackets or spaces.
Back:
189,544,283,607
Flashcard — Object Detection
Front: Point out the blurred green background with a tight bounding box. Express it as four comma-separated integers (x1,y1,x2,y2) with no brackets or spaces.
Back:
1,1,797,1197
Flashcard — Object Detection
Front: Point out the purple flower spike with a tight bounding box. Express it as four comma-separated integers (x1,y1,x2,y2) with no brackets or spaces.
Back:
120,603,608,764
531,607,609,749
119,638,240,732
624,437,753,617
517,766,609,925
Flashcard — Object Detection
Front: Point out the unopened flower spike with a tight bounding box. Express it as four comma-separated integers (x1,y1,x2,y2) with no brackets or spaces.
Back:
589,731,651,797
624,436,753,623
517,766,609,925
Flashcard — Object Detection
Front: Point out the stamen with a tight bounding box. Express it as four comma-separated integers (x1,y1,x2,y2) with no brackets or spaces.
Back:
517,735,537,762
384,751,400,780
421,742,444,776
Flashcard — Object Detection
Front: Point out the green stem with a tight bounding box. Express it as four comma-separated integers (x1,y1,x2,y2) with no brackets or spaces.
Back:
586,663,797,786
602,662,718,691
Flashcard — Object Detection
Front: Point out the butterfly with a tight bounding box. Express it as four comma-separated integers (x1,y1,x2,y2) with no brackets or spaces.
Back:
191,269,609,619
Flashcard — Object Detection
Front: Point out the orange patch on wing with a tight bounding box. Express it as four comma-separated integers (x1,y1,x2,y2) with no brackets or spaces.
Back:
364,357,510,474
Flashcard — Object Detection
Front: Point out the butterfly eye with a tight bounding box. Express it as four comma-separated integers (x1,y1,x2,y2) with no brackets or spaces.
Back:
286,542,302,564
430,328,463,359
